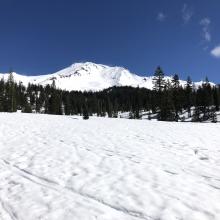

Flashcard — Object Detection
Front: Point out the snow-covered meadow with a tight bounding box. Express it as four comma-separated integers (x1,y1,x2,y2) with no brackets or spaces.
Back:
0,113,219,220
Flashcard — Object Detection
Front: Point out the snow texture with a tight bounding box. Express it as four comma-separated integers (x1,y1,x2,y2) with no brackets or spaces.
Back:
0,62,214,91
0,113,219,220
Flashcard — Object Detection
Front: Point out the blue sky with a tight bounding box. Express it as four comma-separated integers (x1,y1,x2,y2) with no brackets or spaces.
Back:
0,0,220,82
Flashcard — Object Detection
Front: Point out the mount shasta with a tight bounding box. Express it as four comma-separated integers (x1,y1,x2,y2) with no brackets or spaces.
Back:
0,62,212,91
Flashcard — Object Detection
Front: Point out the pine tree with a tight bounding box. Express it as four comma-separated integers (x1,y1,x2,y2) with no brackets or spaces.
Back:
107,98,113,117
148,111,152,120
158,82,175,121
134,108,140,119
172,74,180,88
202,77,213,120
7,71,17,112
210,107,217,123
63,93,71,115
213,87,220,111
48,89,62,115
129,111,134,119
192,107,201,122
0,78,5,112
186,76,193,117
153,66,166,116
112,111,118,118
172,74,180,121
83,104,89,120
153,66,165,92
22,97,32,113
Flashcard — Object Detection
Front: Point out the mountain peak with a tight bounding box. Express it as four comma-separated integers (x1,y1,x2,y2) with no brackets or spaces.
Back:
0,62,215,91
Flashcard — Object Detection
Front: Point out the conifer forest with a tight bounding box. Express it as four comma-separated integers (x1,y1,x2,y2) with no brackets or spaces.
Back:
0,67,219,122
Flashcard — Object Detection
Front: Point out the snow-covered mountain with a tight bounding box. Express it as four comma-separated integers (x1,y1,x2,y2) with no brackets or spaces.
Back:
0,62,214,91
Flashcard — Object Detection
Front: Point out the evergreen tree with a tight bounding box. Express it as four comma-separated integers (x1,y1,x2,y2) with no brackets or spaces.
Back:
153,66,165,92
129,111,134,119
185,76,193,117
158,82,175,121
0,79,5,112
172,74,180,88
202,77,213,120
213,87,220,111
210,106,217,123
153,66,166,116
6,71,17,112
192,107,201,122
22,96,32,113
172,74,181,121
134,109,140,119
148,111,152,120
107,97,113,117
83,103,89,120
48,89,62,115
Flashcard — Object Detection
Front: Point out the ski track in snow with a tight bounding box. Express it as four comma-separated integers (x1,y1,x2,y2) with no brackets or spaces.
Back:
0,113,220,220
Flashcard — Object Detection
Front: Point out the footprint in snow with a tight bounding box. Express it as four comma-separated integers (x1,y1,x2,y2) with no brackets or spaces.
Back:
194,149,198,154
194,149,209,160
199,156,209,161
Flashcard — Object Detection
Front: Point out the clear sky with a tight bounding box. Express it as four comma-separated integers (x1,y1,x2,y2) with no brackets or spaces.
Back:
0,0,220,82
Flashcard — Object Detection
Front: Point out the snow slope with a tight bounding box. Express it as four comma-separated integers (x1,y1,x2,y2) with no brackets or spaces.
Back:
0,113,219,220
0,62,213,91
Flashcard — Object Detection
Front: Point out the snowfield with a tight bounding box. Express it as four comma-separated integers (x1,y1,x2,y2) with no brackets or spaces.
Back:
0,113,220,220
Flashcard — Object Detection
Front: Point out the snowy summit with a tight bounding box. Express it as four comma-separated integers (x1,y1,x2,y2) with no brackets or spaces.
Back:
0,62,212,92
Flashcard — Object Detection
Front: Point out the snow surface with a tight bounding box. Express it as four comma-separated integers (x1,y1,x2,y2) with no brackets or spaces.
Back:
0,62,214,91
0,113,220,219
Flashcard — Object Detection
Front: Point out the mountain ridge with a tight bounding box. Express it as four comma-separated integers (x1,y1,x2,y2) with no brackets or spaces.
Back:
0,62,215,91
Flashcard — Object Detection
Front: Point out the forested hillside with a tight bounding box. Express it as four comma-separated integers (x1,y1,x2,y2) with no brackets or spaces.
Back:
0,67,219,122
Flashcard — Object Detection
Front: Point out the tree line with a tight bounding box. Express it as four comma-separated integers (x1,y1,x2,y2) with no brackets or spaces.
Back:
0,68,219,122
